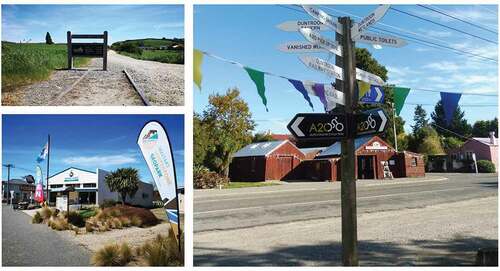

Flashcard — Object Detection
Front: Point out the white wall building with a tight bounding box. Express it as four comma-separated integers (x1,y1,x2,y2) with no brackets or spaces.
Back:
48,167,154,208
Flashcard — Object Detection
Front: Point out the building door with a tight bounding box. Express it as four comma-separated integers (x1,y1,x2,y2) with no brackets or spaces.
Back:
278,156,293,180
357,156,375,179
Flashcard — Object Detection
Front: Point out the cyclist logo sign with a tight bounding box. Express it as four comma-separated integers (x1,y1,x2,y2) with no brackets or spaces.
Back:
356,108,388,136
287,113,347,140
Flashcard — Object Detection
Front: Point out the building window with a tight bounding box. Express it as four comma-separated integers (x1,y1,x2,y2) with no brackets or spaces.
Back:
50,184,63,188
66,184,80,188
142,193,149,199
465,152,473,160
411,157,418,167
83,183,96,188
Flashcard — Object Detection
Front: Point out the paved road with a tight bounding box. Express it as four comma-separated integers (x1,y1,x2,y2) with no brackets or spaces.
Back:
2,206,91,266
194,173,498,266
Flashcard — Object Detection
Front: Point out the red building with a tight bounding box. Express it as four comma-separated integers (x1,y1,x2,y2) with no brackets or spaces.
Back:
229,140,305,181
229,136,425,182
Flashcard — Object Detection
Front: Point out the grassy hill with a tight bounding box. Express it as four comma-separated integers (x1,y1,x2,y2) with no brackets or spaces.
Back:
2,42,90,92
111,38,184,64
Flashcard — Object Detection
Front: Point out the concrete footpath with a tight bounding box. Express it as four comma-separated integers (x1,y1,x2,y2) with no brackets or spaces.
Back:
2,205,91,266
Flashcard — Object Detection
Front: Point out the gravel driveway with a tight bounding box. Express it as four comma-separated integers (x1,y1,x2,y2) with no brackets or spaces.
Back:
2,205,91,266
2,50,184,106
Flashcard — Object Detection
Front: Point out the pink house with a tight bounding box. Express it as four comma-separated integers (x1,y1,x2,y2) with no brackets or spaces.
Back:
448,132,498,172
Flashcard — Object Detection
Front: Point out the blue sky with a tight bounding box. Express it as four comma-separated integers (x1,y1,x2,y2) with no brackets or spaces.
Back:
2,5,184,44
2,115,184,188
194,5,498,134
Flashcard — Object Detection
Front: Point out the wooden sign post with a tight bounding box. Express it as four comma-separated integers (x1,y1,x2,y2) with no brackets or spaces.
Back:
67,31,108,71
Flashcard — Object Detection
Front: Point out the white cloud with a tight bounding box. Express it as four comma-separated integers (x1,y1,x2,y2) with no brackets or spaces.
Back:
63,155,138,167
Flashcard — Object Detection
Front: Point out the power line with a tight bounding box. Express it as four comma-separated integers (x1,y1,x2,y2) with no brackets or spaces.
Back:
279,5,498,64
406,102,497,107
389,6,498,45
409,87,497,96
420,5,498,34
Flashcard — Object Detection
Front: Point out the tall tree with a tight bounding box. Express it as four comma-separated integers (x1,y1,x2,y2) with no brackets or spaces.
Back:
472,118,498,137
252,132,274,143
430,101,472,138
45,32,54,45
104,168,140,204
201,88,255,176
412,105,428,136
193,113,210,167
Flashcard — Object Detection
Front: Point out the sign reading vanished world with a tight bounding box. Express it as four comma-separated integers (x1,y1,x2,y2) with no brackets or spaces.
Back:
288,113,348,140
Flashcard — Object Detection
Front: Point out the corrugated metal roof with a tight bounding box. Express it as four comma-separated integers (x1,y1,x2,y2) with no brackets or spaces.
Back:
233,140,288,158
2,179,32,185
316,136,372,157
472,137,498,146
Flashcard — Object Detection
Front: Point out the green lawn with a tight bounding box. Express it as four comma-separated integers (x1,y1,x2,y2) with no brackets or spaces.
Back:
118,50,184,64
223,182,281,189
2,42,90,91
79,209,97,219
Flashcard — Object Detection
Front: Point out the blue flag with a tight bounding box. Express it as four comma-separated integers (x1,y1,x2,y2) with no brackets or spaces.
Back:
288,79,314,111
440,92,462,125
36,142,48,163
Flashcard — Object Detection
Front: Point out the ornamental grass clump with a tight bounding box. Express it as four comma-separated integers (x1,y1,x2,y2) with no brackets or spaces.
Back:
32,211,43,224
140,233,181,266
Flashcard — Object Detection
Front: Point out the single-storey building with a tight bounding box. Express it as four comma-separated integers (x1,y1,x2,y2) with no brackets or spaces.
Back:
229,140,305,181
2,179,36,203
48,167,154,207
229,136,425,181
447,132,498,172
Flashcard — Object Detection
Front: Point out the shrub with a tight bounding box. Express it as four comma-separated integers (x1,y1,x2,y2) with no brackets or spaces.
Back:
40,207,53,220
130,216,142,227
99,199,118,209
102,205,159,227
51,217,70,231
51,208,60,218
32,211,43,224
119,243,133,264
68,211,85,227
91,244,123,266
120,217,131,227
141,234,181,266
112,217,123,229
85,221,94,233
477,160,496,173
95,209,109,221
194,166,229,189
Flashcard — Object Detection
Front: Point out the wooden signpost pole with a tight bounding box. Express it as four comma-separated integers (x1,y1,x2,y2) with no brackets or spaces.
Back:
103,31,108,71
339,16,358,266
67,31,72,70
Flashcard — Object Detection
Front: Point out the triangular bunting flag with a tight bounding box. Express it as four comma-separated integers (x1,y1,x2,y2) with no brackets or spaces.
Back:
393,87,411,116
288,79,314,111
193,49,204,90
440,92,462,125
244,67,268,111
312,83,329,111
357,81,371,100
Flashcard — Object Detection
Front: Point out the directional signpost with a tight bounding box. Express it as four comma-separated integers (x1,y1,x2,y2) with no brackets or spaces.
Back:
280,4,405,266
359,84,384,104
287,113,348,140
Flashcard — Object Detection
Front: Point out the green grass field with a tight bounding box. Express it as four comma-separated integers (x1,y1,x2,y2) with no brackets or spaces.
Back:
118,50,184,64
223,182,281,189
2,42,90,91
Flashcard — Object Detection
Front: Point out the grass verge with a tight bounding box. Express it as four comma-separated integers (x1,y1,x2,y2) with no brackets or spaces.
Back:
2,42,90,91
117,50,183,64
223,181,281,189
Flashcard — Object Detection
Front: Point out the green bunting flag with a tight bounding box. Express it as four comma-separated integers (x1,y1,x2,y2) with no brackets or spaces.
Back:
393,87,411,116
244,67,268,111
193,49,204,90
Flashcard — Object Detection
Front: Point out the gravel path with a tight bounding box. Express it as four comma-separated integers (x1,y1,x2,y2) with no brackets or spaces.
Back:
2,205,91,266
195,197,498,266
2,50,184,106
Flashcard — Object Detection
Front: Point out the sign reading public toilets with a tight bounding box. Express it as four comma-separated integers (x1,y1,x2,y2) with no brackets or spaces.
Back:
138,121,178,204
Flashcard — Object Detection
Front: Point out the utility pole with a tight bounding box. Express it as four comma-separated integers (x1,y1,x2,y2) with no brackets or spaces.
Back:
392,103,398,152
3,164,14,202
339,17,358,266
46,135,51,205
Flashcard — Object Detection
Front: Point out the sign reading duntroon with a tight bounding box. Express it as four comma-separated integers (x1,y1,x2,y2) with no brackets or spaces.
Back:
276,20,330,32
67,31,108,70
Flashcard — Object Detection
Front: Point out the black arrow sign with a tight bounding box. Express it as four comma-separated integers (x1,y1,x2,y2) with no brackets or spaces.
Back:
287,113,348,140
356,108,388,136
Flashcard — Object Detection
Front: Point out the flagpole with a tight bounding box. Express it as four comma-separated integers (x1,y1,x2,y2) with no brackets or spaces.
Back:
392,103,398,152
46,134,50,205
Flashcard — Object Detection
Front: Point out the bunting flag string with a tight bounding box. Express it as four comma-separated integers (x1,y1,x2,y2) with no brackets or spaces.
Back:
193,49,482,114
440,92,462,125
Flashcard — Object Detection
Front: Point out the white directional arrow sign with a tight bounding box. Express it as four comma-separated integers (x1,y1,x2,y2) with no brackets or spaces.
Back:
351,4,390,38
356,68,385,85
353,32,407,48
277,41,324,53
290,116,305,137
299,28,343,56
302,5,343,34
299,55,343,81
377,110,387,132
276,20,330,32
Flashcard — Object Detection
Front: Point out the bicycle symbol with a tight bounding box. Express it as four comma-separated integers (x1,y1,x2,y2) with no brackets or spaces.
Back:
359,114,376,131
324,117,344,132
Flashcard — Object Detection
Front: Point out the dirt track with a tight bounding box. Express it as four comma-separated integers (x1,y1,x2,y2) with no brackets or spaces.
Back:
2,50,184,106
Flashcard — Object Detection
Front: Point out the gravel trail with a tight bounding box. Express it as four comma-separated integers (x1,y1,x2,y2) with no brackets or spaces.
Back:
2,50,184,106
